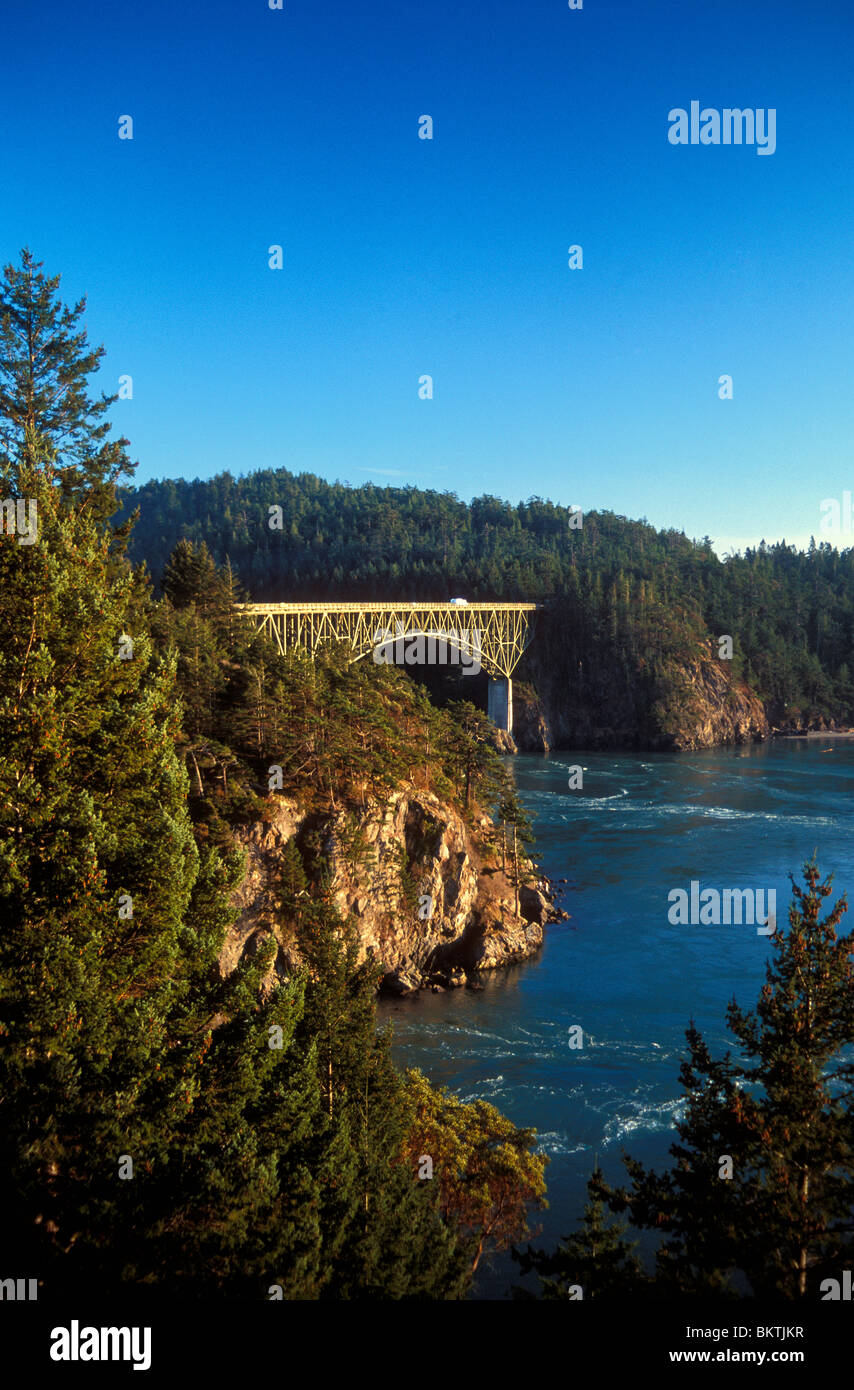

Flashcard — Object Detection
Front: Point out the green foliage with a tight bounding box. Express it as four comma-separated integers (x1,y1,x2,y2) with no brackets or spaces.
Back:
442,700,506,811
514,1165,646,1299
0,435,340,1298
496,778,537,909
0,248,132,523
597,859,854,1299
402,1068,548,1282
391,842,422,914
293,906,470,1298
0,255,521,1300
279,836,309,902
118,467,854,735
0,449,483,1299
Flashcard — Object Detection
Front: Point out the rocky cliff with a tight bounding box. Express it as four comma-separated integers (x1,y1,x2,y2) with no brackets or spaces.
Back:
514,646,769,752
223,787,562,995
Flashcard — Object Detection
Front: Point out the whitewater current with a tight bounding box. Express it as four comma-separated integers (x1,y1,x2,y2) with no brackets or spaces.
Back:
378,739,854,1297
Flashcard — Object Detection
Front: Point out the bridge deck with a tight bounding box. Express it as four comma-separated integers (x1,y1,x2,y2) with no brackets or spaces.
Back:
235,601,538,612
234,600,538,684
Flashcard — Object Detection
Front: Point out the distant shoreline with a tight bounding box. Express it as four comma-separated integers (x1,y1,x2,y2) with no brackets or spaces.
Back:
776,729,854,740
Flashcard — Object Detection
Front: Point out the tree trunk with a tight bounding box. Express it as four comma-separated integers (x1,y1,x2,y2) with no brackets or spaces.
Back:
188,749,204,797
364,1075,370,1215
513,825,519,917
798,1170,809,1297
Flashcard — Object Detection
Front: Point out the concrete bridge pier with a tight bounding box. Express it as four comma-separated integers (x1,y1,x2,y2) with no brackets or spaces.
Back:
487,677,513,734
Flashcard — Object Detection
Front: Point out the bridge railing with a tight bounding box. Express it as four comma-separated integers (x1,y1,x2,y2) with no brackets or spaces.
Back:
233,600,539,684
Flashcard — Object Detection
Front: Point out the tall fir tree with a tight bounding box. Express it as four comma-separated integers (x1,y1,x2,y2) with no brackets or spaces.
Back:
294,903,470,1298
0,437,326,1296
442,700,505,813
497,780,536,917
0,249,133,524
599,859,854,1298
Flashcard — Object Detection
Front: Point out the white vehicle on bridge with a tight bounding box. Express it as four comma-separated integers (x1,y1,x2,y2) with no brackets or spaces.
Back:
234,599,538,732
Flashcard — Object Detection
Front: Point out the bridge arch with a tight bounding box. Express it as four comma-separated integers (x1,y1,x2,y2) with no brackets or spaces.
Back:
234,601,538,729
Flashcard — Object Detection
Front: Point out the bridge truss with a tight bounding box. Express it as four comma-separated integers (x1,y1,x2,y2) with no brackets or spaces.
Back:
234,601,538,680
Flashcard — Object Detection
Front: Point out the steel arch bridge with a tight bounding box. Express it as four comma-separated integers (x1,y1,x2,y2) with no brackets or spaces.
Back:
234,601,539,729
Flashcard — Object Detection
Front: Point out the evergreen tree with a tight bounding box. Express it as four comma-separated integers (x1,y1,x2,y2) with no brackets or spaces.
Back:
514,1165,645,1299
162,538,220,613
599,859,854,1298
443,700,505,813
497,781,536,917
0,437,326,1297
0,436,196,1288
279,836,308,902
0,248,132,522
294,904,469,1298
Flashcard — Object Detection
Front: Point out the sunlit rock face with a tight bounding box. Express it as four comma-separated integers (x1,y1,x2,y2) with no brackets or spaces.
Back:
224,788,560,995
515,644,770,753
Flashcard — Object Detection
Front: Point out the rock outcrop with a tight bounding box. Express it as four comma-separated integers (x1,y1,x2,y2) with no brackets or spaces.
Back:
655,655,769,750
514,647,769,752
485,725,518,755
512,683,551,753
224,787,562,995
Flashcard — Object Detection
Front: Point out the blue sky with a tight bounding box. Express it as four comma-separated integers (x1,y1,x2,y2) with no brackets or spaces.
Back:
3,0,853,554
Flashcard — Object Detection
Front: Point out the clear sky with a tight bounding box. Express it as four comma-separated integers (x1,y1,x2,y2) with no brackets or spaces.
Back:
3,0,852,554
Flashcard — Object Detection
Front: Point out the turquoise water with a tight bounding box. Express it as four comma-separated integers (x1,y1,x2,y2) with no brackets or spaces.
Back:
378,739,854,1297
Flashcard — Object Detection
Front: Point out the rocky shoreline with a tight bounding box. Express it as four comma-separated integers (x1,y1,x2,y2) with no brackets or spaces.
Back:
512,674,854,755
225,787,568,1001
383,873,569,997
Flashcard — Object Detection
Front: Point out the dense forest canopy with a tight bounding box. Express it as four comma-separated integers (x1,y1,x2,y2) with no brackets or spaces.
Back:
6,248,854,1306
0,250,548,1300
118,468,854,727
120,470,715,601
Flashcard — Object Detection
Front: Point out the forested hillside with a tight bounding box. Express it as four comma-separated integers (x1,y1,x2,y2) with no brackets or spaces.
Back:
1,250,547,1300
119,470,854,738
